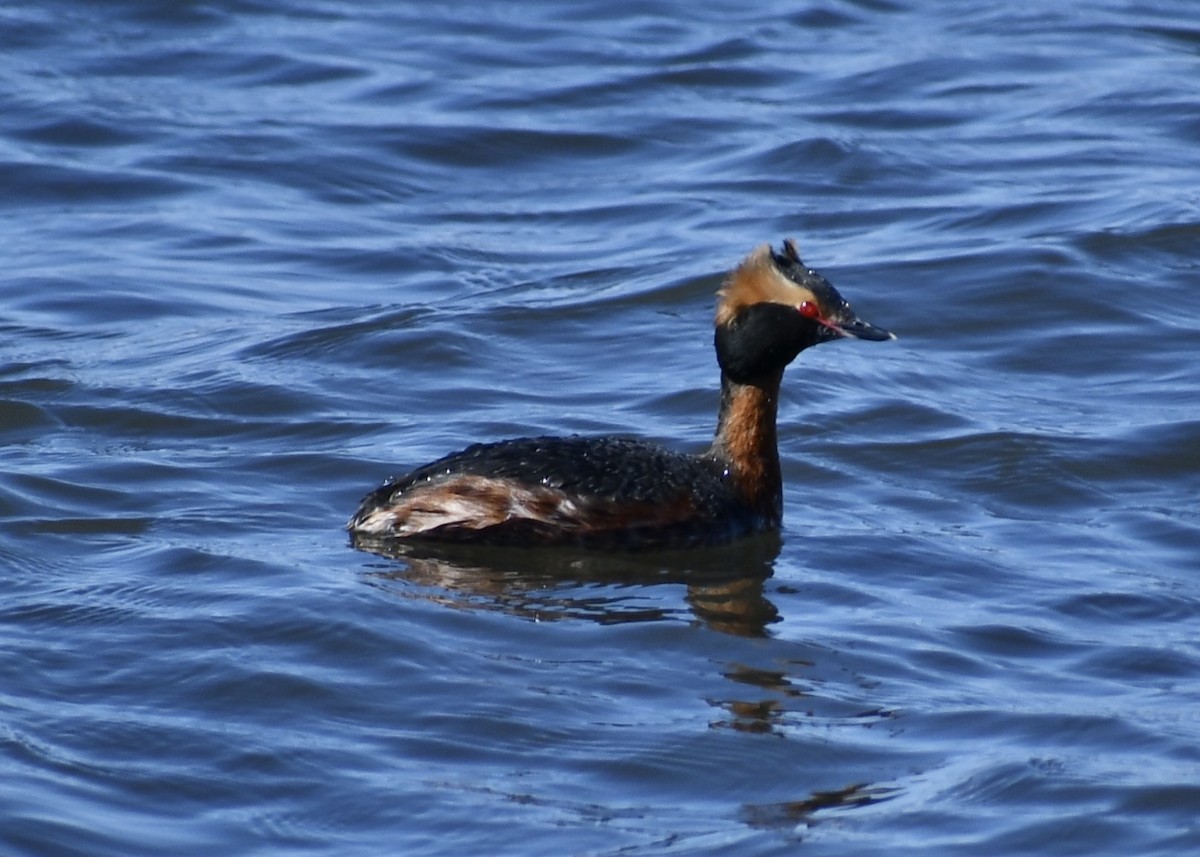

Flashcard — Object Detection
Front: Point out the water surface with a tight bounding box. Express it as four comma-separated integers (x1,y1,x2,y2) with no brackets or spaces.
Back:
3,1,1199,854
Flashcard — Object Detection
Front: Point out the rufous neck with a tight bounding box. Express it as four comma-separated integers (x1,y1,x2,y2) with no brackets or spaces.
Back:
709,370,783,522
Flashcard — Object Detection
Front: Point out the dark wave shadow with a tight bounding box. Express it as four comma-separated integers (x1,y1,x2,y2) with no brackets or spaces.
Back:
351,532,783,637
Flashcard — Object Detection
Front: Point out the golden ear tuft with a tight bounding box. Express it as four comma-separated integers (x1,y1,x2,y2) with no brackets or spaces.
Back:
715,243,818,327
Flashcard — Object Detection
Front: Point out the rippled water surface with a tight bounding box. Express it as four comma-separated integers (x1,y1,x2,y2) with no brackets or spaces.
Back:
3,1,1200,854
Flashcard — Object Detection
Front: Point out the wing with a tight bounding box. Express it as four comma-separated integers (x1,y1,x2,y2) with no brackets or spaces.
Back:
348,435,736,545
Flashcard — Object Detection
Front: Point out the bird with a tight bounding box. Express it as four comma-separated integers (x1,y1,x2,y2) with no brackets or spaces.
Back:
348,239,893,550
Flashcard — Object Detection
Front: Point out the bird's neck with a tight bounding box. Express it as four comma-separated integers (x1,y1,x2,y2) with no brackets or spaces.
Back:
708,370,784,524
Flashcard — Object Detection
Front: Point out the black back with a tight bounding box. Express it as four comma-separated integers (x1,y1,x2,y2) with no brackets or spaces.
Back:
373,435,730,507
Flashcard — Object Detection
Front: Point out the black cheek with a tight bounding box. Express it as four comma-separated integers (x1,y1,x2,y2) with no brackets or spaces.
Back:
715,304,815,383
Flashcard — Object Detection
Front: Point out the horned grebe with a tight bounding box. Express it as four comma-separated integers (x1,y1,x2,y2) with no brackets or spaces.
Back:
348,240,893,549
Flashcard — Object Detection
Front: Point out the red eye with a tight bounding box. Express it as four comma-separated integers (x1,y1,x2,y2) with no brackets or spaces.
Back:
798,301,822,319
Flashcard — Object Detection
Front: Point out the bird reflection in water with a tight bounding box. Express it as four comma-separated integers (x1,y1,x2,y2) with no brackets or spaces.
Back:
351,531,782,637
741,782,899,837
351,532,898,832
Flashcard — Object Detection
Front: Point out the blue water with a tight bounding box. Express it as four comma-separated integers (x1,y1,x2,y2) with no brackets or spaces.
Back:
3,1,1199,854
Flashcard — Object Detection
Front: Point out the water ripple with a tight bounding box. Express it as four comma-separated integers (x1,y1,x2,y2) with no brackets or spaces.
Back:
3,1,1200,855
